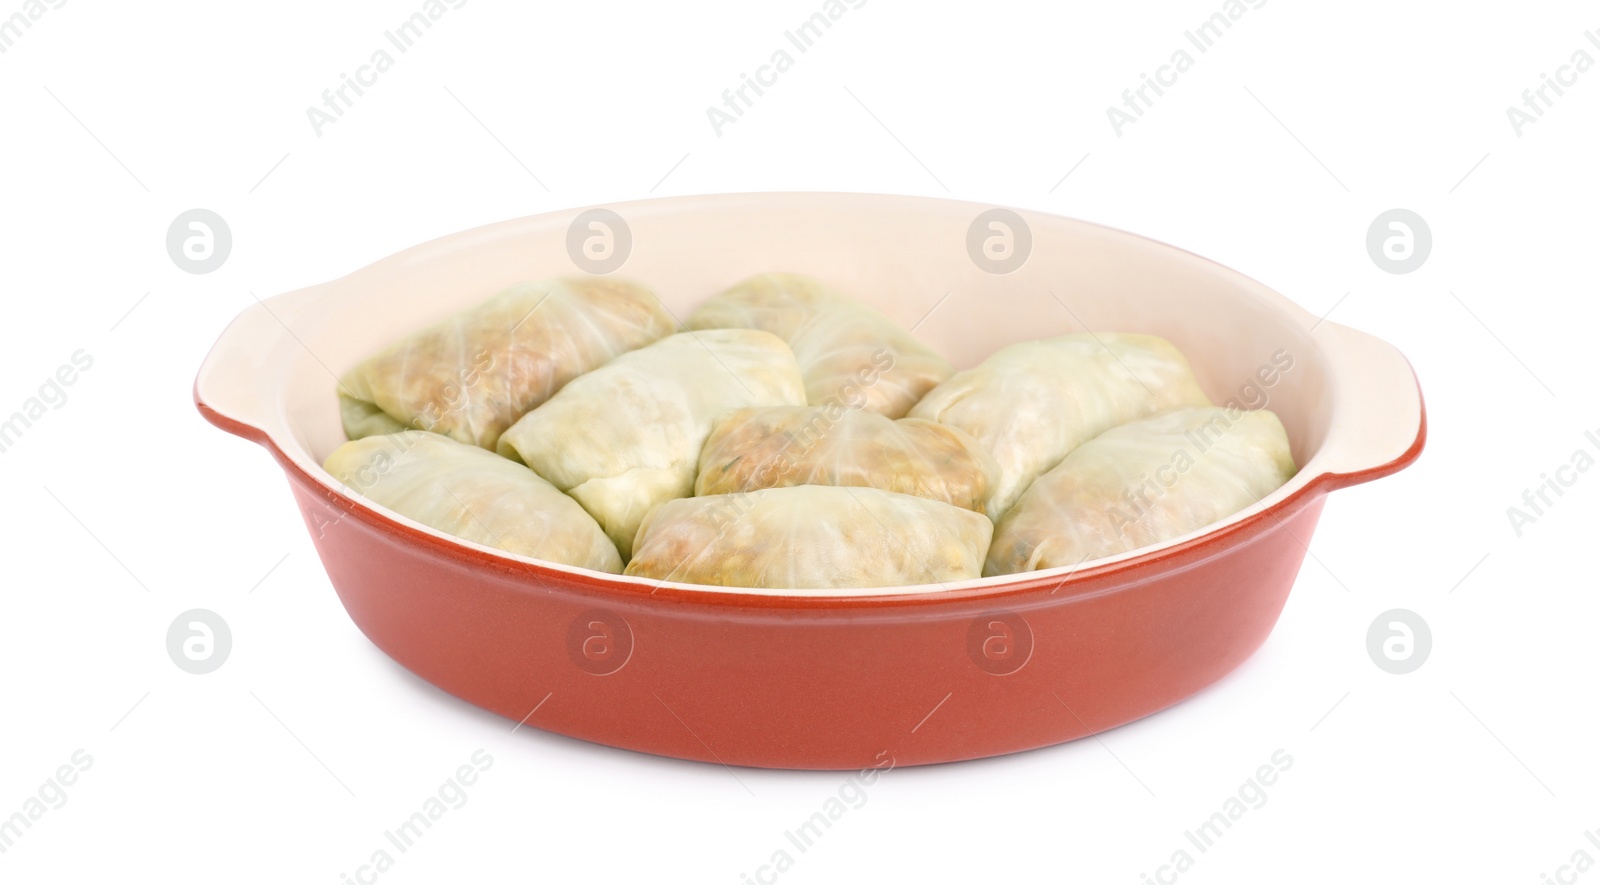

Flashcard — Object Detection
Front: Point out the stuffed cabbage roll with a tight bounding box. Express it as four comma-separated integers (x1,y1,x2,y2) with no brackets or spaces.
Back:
625,486,994,590
687,274,954,419
340,395,410,439
985,407,1296,575
323,431,623,572
909,333,1211,517
695,406,1000,515
496,329,806,559
339,278,676,449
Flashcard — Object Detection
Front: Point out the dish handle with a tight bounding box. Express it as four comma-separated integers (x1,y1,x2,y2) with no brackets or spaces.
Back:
193,285,329,447
1308,320,1426,490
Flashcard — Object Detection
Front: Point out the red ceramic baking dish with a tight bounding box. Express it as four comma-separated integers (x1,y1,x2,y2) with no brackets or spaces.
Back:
195,193,1424,770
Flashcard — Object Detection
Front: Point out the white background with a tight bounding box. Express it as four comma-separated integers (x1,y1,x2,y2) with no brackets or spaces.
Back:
2,1,1597,882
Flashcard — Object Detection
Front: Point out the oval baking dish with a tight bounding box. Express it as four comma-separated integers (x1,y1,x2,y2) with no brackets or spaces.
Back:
195,193,1424,770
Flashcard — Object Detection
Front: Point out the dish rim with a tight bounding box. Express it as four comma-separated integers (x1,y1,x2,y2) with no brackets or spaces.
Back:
194,191,1427,607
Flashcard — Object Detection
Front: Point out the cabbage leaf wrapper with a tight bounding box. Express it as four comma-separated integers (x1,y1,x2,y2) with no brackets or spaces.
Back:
625,486,994,590
339,278,676,449
695,406,1000,515
323,430,623,572
985,407,1296,576
910,333,1211,517
497,329,806,559
688,273,953,419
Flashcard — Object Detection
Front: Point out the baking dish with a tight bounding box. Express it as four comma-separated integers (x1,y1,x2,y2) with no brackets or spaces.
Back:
194,193,1424,769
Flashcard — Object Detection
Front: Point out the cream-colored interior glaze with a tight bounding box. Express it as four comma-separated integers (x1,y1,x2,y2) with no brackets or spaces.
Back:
196,193,1422,597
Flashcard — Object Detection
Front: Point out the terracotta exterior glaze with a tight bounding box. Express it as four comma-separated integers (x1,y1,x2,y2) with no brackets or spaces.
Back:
195,193,1425,769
